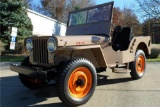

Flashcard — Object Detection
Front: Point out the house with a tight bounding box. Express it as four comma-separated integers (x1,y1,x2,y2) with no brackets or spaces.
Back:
27,9,66,36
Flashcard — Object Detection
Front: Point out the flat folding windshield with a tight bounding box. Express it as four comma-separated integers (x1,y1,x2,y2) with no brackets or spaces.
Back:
66,2,114,35
87,5,111,23
69,11,87,26
69,5,112,26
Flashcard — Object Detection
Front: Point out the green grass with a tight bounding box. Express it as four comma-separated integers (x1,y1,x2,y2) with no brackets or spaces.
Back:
0,55,26,62
147,44,160,62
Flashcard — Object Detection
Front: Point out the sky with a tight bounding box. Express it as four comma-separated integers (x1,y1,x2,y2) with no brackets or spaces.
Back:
96,0,136,8
33,0,136,8
96,0,143,22
33,0,143,22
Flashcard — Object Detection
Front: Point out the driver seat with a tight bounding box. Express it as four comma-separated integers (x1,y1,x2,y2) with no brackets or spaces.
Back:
112,26,132,51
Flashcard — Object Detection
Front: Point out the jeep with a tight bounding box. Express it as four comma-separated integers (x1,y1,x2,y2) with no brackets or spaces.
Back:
10,2,151,107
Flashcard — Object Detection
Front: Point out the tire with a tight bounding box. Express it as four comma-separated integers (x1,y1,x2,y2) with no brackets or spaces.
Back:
129,50,146,79
56,58,97,107
19,57,46,89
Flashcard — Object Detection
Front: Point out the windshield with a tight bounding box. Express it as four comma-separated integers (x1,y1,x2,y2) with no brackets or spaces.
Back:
69,11,87,25
69,5,112,26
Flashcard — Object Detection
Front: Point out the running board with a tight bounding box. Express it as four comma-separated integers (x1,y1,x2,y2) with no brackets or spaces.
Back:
111,67,131,73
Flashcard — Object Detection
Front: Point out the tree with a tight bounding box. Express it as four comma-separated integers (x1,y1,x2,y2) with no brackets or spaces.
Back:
112,7,124,26
136,0,160,20
0,0,33,50
42,0,65,22
41,0,95,23
122,8,142,36
112,7,142,36
135,0,160,43
142,18,160,43
25,0,51,17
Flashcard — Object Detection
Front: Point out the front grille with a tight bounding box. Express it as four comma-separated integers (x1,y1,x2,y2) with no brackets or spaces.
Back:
32,38,48,64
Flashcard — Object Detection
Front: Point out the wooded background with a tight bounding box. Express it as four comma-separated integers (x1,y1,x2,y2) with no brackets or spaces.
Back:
0,0,160,55
26,0,160,43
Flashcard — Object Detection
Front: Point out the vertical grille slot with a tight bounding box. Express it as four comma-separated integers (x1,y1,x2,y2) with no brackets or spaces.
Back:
33,38,48,64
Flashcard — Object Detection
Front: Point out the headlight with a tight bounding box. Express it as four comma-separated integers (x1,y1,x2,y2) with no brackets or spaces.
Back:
26,38,33,51
47,37,56,52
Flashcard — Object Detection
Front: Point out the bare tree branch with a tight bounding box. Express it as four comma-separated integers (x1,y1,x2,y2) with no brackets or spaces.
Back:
136,0,160,19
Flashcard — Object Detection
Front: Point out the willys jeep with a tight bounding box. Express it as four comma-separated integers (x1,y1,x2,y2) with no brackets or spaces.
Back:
10,1,151,107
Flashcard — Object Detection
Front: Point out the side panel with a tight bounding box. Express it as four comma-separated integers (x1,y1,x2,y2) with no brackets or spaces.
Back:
101,36,151,67
55,36,150,68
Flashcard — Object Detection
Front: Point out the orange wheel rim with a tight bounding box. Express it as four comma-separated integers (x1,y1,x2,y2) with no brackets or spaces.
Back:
136,55,145,74
68,67,92,99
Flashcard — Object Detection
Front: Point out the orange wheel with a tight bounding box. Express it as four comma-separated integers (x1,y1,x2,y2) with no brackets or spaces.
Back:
56,58,97,107
136,55,145,74
130,50,146,79
68,67,92,98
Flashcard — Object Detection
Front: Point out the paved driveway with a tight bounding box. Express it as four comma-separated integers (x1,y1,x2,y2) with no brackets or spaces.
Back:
0,62,160,107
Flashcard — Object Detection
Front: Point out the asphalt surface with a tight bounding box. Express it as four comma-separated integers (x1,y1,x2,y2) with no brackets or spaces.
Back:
0,62,160,107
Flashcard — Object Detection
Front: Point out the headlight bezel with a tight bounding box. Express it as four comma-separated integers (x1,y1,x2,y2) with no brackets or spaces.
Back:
26,38,33,51
47,37,57,52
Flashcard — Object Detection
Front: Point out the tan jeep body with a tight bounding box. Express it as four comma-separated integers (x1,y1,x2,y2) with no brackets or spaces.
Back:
26,34,150,70
10,1,151,107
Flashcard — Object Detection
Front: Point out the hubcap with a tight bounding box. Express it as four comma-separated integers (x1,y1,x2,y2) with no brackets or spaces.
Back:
76,79,85,87
68,67,92,99
136,55,145,74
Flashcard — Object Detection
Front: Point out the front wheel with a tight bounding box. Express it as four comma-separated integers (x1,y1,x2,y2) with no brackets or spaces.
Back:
130,50,146,79
19,74,45,89
56,58,97,107
19,57,46,89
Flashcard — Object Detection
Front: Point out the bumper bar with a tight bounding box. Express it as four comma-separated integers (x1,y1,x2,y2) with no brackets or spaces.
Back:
10,64,47,81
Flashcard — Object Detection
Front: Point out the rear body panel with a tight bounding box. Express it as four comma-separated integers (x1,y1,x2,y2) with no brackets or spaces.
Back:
101,36,151,67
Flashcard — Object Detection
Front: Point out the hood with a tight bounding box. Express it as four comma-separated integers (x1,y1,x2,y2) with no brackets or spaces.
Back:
55,35,109,47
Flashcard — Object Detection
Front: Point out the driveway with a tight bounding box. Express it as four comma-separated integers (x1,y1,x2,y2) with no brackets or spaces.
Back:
0,62,160,107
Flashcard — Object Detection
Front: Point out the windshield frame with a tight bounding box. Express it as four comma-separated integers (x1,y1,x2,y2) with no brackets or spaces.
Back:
67,1,114,27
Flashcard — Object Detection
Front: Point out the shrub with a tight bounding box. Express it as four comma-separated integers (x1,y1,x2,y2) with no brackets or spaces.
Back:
15,40,28,55
148,44,160,58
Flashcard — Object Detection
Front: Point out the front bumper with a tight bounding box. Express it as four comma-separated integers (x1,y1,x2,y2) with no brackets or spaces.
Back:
10,64,47,81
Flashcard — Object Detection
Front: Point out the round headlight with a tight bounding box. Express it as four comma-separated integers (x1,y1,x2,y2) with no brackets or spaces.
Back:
47,38,56,52
26,38,33,51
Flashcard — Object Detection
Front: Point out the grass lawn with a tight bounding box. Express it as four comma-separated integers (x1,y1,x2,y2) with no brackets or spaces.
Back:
146,55,160,62
0,55,27,62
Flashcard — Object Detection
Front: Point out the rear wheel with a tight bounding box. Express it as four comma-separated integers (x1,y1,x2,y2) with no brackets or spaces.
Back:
56,58,97,107
19,57,46,89
130,50,146,79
